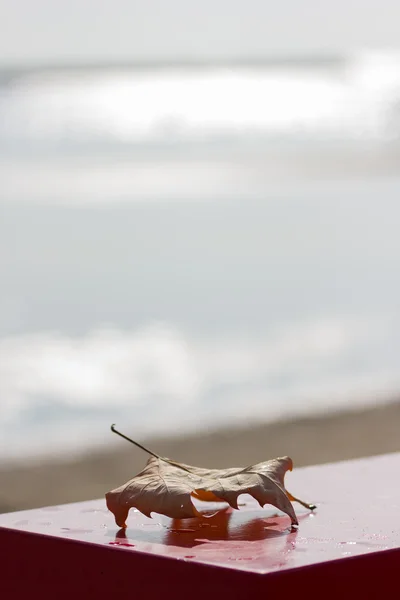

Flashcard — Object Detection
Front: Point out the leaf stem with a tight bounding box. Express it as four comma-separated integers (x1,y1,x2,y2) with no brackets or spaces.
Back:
110,424,194,474
286,490,316,511
111,424,162,460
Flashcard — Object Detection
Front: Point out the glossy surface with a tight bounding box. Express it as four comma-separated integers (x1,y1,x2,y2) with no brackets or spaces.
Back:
0,452,399,574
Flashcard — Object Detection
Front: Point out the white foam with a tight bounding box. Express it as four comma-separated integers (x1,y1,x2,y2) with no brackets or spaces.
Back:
1,316,399,461
2,50,400,148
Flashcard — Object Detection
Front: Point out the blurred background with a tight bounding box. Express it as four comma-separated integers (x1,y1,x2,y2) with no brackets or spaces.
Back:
0,0,399,511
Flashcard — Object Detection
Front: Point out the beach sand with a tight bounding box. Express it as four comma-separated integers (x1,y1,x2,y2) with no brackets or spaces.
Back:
0,400,399,514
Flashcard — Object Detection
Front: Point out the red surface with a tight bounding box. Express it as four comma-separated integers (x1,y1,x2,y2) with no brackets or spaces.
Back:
0,452,399,599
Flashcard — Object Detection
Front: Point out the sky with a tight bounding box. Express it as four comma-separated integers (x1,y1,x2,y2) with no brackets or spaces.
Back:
0,0,400,65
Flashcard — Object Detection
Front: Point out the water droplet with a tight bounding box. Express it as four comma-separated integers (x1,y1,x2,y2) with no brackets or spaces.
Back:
340,541,357,545
109,541,135,548
14,520,29,527
236,557,252,561
61,528,92,534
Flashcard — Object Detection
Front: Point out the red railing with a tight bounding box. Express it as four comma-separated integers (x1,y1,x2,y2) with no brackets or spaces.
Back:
1,452,399,599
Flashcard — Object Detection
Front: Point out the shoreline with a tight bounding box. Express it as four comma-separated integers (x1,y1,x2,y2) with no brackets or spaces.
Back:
0,399,399,514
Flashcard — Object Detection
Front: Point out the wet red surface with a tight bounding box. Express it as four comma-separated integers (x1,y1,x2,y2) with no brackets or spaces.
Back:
0,453,399,598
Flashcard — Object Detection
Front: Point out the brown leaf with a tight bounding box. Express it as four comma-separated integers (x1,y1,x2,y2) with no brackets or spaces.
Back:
106,454,314,528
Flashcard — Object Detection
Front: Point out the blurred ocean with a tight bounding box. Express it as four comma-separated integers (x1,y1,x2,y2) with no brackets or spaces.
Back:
1,50,400,462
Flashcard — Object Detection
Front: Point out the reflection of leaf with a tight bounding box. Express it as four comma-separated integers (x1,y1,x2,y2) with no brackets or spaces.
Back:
164,512,232,547
106,453,315,529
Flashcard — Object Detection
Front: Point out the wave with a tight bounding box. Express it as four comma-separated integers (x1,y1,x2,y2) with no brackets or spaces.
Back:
1,316,399,461
2,50,400,154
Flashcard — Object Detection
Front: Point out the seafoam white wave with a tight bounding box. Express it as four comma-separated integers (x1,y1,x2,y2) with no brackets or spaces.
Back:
2,50,400,205
1,316,399,461
1,50,400,150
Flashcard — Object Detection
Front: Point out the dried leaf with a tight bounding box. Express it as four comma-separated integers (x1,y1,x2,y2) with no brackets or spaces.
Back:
106,454,314,528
